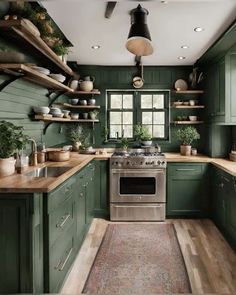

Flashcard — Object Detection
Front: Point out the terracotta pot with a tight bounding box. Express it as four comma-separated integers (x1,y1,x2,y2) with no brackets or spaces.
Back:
47,150,70,162
0,157,16,177
180,145,191,156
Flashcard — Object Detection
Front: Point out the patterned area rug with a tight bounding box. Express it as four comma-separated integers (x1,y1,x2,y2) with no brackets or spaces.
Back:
82,224,191,294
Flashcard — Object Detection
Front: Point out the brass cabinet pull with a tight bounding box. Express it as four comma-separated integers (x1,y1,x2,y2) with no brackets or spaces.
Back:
56,214,71,228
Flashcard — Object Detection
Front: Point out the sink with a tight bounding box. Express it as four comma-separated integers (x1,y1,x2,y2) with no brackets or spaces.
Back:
24,166,73,177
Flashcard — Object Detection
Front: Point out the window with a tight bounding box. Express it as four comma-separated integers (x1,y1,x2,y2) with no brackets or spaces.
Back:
107,90,169,140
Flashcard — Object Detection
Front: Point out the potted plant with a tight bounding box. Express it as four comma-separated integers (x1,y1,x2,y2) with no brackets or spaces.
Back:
0,121,28,177
69,125,83,151
134,123,152,146
121,137,129,150
175,126,200,156
52,41,70,62
89,110,99,120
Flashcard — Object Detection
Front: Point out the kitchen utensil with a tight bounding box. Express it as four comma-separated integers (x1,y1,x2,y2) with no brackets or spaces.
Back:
84,76,95,82
69,79,79,90
53,113,64,118
82,113,88,119
31,66,50,75
71,113,79,119
80,99,87,105
191,148,197,156
79,80,94,92
175,79,188,91
33,106,50,114
173,101,183,106
183,101,189,105
189,116,197,121
88,98,96,105
70,98,79,105
47,150,70,161
62,110,70,115
189,100,195,106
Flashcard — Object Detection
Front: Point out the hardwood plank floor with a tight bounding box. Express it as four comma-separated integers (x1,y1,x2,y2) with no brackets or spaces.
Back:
61,219,236,294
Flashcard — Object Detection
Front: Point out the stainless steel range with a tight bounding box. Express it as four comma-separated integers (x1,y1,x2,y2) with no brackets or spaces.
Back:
110,149,166,221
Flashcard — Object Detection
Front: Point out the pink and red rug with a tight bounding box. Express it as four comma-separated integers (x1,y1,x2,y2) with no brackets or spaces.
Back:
83,224,191,294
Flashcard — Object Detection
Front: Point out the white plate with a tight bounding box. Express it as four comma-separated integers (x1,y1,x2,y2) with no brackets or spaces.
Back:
49,74,66,83
175,79,188,91
31,66,50,75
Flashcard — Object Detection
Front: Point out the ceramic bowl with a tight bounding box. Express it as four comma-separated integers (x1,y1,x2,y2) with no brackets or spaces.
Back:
70,99,79,105
33,106,50,114
62,110,70,114
71,113,79,120
80,100,87,105
53,113,64,118
88,98,96,105
82,113,88,119
189,116,197,121
48,74,66,83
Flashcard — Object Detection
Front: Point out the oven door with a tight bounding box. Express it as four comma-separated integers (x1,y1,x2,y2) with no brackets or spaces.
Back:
110,169,165,203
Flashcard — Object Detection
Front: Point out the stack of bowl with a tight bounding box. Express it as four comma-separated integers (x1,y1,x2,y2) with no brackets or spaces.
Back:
50,107,63,117
33,106,50,115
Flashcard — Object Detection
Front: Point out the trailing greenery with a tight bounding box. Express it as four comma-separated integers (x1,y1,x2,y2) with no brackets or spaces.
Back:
0,121,28,158
134,123,152,141
52,41,70,56
175,126,200,145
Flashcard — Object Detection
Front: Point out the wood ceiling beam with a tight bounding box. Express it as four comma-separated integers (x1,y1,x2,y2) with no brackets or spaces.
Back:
105,2,117,19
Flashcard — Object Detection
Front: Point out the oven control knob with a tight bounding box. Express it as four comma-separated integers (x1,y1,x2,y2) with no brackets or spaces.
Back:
158,160,161,165
162,161,166,165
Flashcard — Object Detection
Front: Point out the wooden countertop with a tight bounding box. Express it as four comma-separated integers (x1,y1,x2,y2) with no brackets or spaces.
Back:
0,152,235,193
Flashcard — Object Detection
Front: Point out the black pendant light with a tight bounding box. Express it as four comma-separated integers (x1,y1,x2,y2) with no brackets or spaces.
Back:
126,4,153,56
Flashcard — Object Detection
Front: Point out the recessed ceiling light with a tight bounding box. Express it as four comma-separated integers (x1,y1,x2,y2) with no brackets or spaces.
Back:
194,27,204,32
178,56,186,60
91,45,100,50
181,45,189,49
161,1,168,4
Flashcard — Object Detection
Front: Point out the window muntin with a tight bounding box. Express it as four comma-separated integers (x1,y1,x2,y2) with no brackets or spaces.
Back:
107,90,169,140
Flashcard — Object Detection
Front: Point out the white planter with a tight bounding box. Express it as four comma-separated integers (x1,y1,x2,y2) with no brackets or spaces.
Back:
141,140,152,146
0,157,16,177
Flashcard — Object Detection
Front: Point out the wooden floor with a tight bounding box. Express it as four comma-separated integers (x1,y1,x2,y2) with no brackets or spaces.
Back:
61,219,236,294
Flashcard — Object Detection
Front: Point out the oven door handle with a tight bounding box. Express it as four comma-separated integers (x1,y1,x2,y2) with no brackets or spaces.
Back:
111,169,164,174
113,204,162,208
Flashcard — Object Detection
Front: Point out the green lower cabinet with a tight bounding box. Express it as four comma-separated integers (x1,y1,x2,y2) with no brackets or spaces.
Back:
212,166,236,250
0,193,44,293
93,160,109,218
167,163,209,217
85,162,95,226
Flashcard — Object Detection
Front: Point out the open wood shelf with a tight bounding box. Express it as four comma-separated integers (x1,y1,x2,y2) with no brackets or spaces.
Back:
34,117,99,123
0,19,74,75
72,90,101,95
172,121,204,124
63,103,100,109
174,90,204,94
0,64,73,91
172,105,205,109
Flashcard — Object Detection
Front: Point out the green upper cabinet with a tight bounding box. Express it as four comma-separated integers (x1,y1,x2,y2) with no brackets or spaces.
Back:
167,163,209,217
203,46,236,125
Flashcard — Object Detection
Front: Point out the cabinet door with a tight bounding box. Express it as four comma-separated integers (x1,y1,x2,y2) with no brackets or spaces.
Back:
226,51,236,123
212,182,226,230
0,194,43,293
85,162,95,226
167,163,208,216
94,160,109,218
76,172,86,248
226,178,236,248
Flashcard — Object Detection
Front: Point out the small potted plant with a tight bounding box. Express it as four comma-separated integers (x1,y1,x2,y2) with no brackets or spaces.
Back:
52,41,70,63
121,137,129,151
89,110,99,120
134,123,152,146
175,126,200,156
69,125,83,151
0,121,28,177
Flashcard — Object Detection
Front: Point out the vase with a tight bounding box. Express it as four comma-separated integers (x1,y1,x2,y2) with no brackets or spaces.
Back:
72,141,81,151
180,145,191,156
0,157,16,177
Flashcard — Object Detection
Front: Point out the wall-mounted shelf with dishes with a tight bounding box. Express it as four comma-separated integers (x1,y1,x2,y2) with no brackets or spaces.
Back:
0,19,74,75
172,105,205,109
174,90,204,94
34,116,99,123
0,64,73,92
71,90,101,95
63,103,100,109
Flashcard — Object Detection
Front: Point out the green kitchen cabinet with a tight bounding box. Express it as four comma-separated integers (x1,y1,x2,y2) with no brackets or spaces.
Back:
85,161,95,227
0,193,44,293
211,166,236,250
167,163,209,217
204,46,236,124
93,160,109,218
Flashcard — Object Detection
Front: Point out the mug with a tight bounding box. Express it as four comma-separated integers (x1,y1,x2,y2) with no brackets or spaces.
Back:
189,100,195,106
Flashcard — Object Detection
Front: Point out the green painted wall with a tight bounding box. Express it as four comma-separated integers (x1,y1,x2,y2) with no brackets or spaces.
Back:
72,64,207,152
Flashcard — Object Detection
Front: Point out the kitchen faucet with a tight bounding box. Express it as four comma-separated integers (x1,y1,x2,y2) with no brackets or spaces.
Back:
28,138,38,166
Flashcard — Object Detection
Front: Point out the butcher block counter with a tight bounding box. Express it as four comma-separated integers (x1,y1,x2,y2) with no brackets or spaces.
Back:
0,152,235,193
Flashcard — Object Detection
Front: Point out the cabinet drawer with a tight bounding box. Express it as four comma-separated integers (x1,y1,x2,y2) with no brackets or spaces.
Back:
48,177,76,212
168,163,205,175
49,225,75,292
49,195,74,247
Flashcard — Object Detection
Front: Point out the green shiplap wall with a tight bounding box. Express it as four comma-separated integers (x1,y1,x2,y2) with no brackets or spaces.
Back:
0,74,68,150
72,64,206,152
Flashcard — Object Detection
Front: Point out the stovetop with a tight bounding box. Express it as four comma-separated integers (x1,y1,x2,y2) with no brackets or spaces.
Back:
111,149,166,169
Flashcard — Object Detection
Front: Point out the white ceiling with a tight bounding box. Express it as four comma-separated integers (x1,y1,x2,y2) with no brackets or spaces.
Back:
43,0,236,66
